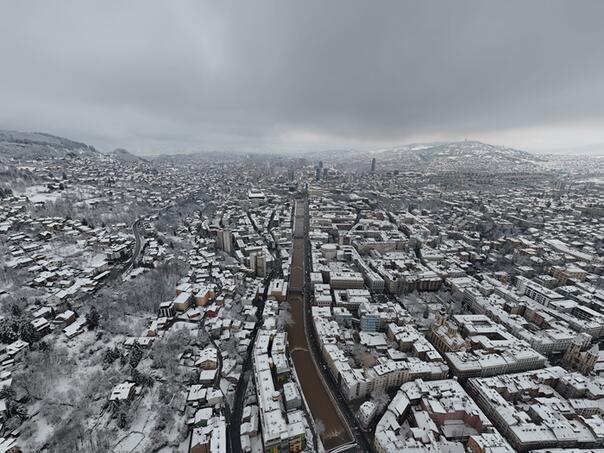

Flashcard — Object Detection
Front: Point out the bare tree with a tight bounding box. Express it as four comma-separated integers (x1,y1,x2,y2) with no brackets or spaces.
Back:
276,302,293,330
370,388,391,412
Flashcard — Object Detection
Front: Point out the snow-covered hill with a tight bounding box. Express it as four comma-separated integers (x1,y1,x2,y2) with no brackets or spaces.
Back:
0,130,99,160
107,148,148,163
333,141,544,172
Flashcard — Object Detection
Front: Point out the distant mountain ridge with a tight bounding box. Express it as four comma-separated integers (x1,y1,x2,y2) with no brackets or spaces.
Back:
0,129,254,163
327,140,544,172
371,140,536,160
0,130,99,160
0,129,550,172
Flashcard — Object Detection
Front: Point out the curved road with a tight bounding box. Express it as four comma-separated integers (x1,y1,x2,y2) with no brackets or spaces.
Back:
120,204,173,278
123,218,143,274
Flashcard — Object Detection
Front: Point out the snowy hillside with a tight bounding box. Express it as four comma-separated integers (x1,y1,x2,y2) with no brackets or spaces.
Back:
332,141,544,172
0,130,99,160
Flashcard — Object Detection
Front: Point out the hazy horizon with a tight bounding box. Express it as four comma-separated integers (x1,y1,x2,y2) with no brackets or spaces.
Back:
1,1,604,155
3,127,604,158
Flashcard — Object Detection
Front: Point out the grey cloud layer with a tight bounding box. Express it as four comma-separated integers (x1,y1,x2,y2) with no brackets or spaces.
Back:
1,0,603,152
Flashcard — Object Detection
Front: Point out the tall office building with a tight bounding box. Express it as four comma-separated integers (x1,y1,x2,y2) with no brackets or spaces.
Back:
371,157,376,173
249,251,270,277
256,253,267,277
216,228,233,254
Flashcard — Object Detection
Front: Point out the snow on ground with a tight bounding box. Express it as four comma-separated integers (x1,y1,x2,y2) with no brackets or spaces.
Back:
113,383,186,453
53,241,85,259
86,251,110,267
123,267,148,281
16,330,116,449
15,183,98,205
18,185,62,203
113,432,145,453
25,406,51,447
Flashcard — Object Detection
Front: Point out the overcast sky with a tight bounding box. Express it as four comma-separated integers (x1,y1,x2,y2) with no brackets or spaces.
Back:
1,1,603,155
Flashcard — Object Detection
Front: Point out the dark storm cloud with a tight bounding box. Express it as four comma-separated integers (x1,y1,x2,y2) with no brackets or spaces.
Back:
0,0,603,153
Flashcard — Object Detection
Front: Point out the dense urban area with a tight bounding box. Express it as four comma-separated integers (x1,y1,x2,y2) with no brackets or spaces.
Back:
0,131,603,453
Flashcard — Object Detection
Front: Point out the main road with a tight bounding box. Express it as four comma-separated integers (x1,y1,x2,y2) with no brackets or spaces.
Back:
106,217,144,282
123,218,143,273
287,199,355,452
